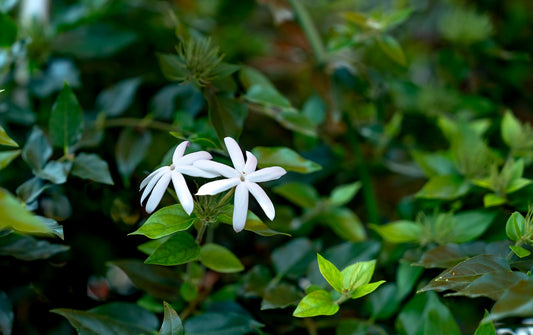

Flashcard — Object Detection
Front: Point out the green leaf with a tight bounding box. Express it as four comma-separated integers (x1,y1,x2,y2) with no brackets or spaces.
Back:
0,150,20,170
447,271,528,301
239,66,277,91
130,205,196,239
486,279,533,322
510,245,531,258
184,310,263,335
368,283,401,320
206,92,247,143
277,109,317,137
501,111,522,148
252,146,321,173
218,206,290,236
0,124,18,147
157,53,187,82
96,77,142,117
505,211,526,241
145,232,200,266
52,302,158,335
160,302,184,335
22,126,52,172
411,150,456,177
483,193,506,207
451,210,497,243
71,153,114,185
474,311,496,335
271,237,314,276
0,233,69,260
293,289,339,317
369,221,422,243
199,243,244,273
0,13,16,46
415,175,471,200
49,83,84,151
261,282,302,310
440,7,493,44
396,261,424,301
116,128,151,181
0,188,62,236
16,177,51,204
329,181,362,207
341,260,377,292
0,291,13,335
36,160,72,184
245,85,291,108
273,182,320,208
317,254,343,293
506,178,532,194
0,0,18,13
350,280,386,299
376,34,406,66
109,260,181,300
319,208,366,242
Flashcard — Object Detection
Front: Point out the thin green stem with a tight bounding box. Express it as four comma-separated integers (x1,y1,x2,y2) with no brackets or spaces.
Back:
216,188,235,209
287,0,327,66
195,219,210,244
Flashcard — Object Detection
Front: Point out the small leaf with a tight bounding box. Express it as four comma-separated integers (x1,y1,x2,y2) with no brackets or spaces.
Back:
252,146,321,173
293,289,339,318
510,245,531,258
451,210,497,243
505,212,526,241
180,282,198,302
130,205,196,239
317,254,343,293
474,311,497,335
0,125,18,147
501,111,522,148
160,302,184,335
350,280,386,299
0,150,20,170
16,177,51,204
506,178,532,194
483,193,506,207
36,160,72,184
21,126,52,172
369,221,422,243
71,153,114,185
49,83,84,151
415,175,471,200
341,260,377,292
0,233,69,261
273,182,320,208
199,243,244,273
245,85,291,108
329,181,362,207
376,34,406,66
96,77,142,117
145,232,200,266
184,311,263,335
0,291,13,335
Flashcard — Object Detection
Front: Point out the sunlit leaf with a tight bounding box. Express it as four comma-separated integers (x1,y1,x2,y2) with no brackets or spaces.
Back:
49,83,84,151
369,221,422,243
415,175,470,200
329,181,362,207
317,254,343,293
350,280,386,299
293,289,339,317
341,260,376,292
71,153,114,185
96,77,142,117
199,243,244,273
509,245,530,258
0,150,20,170
145,232,200,266
130,205,196,239
160,302,184,335
252,146,321,173
0,124,18,147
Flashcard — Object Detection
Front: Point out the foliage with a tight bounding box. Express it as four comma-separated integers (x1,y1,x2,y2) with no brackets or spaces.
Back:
2,0,533,334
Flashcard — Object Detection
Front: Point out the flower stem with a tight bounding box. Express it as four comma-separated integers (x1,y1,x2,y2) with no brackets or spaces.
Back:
288,0,327,66
195,219,210,243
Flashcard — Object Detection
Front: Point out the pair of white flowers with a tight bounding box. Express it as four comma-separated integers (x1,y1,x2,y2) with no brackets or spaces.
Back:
140,137,286,232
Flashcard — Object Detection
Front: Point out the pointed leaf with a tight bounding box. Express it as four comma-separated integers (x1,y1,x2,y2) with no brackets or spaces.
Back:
317,254,343,293
96,77,142,117
447,271,528,300
199,243,244,273
252,146,321,173
218,205,290,236
483,193,506,207
273,182,320,208
329,181,362,207
341,260,377,292
0,233,69,260
130,205,196,239
145,232,200,266
271,237,314,276
415,175,471,200
206,92,246,143
49,83,84,150
22,126,52,172
505,211,526,241
184,311,263,335
116,128,151,180
0,150,20,170
377,34,406,66
486,279,533,322
71,153,114,185
293,289,339,317
509,245,530,258
260,282,302,310
451,210,497,243
369,221,422,243
350,280,386,299
0,125,18,147
474,311,496,335
160,302,184,335
319,208,366,242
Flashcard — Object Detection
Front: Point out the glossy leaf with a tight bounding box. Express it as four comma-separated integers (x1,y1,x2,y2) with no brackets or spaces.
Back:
96,77,141,117
184,311,263,335
474,311,496,335
505,211,526,241
71,153,114,185
16,177,51,204
486,279,533,322
199,243,244,273
252,146,321,173
451,210,497,243
350,280,386,299
0,125,17,147
341,260,376,292
293,289,339,317
116,128,151,181
49,83,84,150
415,175,470,200
130,205,196,239
206,92,247,143
273,182,320,208
0,291,13,335
145,232,200,266
369,221,422,243
21,126,52,172
160,302,184,335
271,237,314,276
447,271,528,300
329,181,362,207
317,253,343,292
0,233,68,260
218,205,290,236
509,245,531,258
36,160,72,184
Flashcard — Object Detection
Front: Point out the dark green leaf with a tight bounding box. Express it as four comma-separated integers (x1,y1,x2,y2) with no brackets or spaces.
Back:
252,146,321,173
206,92,247,143
0,291,13,335
369,221,422,243
243,265,272,297
130,205,195,239
271,237,314,276
261,282,302,310
184,311,263,335
486,279,533,322
157,53,187,82
49,83,84,150
199,243,244,273
317,253,343,292
22,126,52,172
180,282,198,302
96,77,142,117
396,261,424,301
245,85,291,108
293,289,339,317
376,34,406,66
0,233,68,260
447,271,528,300
110,260,181,300
150,84,204,120
451,210,497,243
16,177,51,204
160,302,184,335
116,128,151,181
273,182,320,208
277,109,318,137
145,232,200,266
368,283,401,320
415,175,471,200
71,153,114,185
0,13,16,46
319,208,366,242
218,205,290,236
239,66,277,90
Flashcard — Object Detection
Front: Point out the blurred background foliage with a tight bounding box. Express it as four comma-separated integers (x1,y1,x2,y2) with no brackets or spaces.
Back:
2,0,533,334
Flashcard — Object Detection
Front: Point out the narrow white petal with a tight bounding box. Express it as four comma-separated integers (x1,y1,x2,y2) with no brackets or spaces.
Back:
247,166,287,183
145,173,172,213
244,151,257,174
224,137,245,171
233,183,249,232
246,181,275,220
176,151,212,166
172,141,189,164
177,164,219,178
194,160,239,178
196,178,240,195
171,172,194,215
140,166,167,190
140,168,169,204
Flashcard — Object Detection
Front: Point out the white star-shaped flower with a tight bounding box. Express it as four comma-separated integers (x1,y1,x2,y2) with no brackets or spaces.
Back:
140,141,216,215
195,137,286,232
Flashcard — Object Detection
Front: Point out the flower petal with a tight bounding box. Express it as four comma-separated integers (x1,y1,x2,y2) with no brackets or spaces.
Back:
233,183,249,232
172,141,189,163
176,151,212,166
140,166,167,190
196,178,240,195
145,172,172,213
246,181,275,220
171,172,194,215
177,164,219,178
194,160,239,178
247,166,287,183
140,168,169,204
244,151,257,174
224,137,245,171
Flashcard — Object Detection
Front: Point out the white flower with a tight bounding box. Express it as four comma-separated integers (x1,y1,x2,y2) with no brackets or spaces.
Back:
140,141,216,215
195,137,286,232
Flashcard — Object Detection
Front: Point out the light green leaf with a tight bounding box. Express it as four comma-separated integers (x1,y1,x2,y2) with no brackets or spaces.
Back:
483,193,506,207
506,178,532,194
199,243,244,273
440,7,493,44
329,181,362,207
505,211,526,242
474,311,496,335
501,111,522,148
49,83,84,151
0,124,18,147
130,205,196,239
0,150,20,170
245,85,291,108
377,34,406,66
319,208,366,242
145,232,200,266
252,146,321,173
160,302,184,335
369,221,422,243
341,260,377,292
273,182,320,208
317,254,343,293
71,153,114,185
510,245,531,258
415,175,471,200
350,280,386,299
239,66,277,91
293,289,339,318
